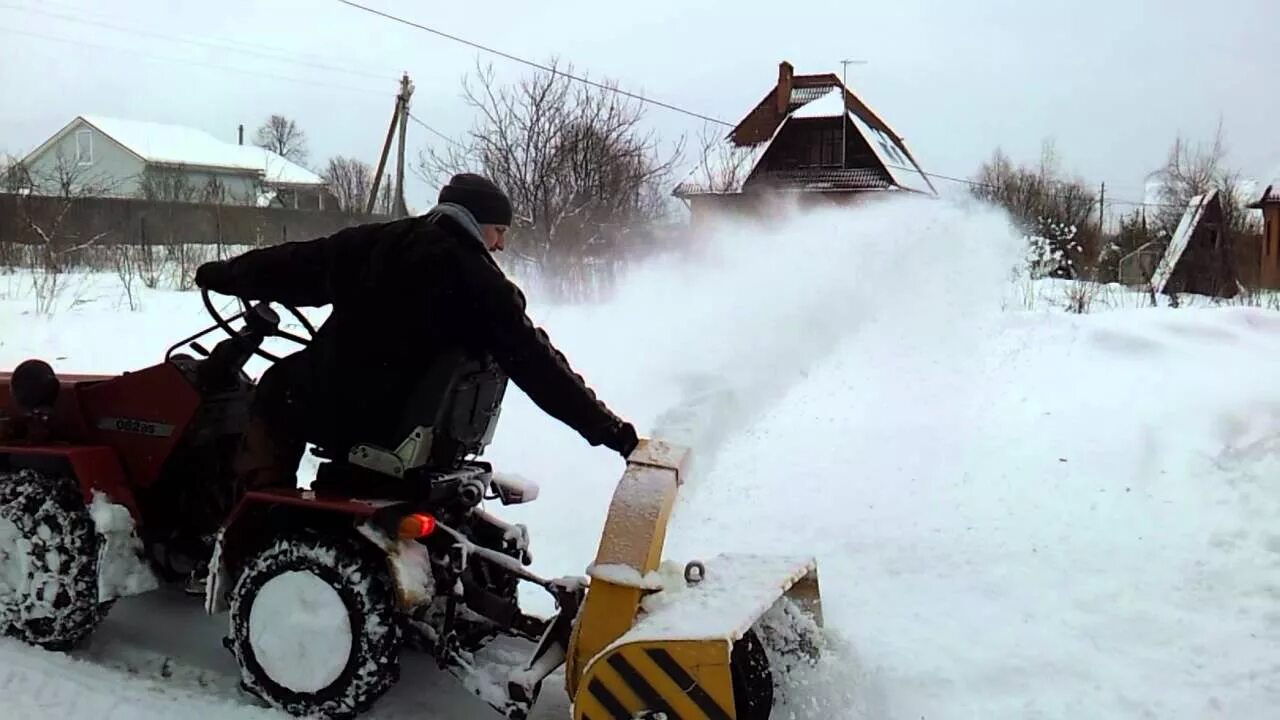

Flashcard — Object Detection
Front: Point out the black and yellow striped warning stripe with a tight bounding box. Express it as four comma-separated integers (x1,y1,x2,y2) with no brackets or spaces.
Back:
578,646,733,720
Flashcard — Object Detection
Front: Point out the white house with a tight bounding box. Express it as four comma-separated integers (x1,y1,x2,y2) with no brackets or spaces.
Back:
16,115,330,210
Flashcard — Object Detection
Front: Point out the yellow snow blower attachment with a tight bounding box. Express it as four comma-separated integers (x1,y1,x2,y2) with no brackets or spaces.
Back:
564,439,824,719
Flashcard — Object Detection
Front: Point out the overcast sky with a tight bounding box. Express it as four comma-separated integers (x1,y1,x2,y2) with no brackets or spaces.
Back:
1,0,1275,214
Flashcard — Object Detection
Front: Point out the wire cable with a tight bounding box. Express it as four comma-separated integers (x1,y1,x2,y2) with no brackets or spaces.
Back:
0,2,400,83
333,0,732,126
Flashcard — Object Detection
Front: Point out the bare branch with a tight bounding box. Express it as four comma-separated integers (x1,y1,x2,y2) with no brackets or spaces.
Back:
971,141,1100,279
414,57,683,300
254,114,309,165
322,156,375,212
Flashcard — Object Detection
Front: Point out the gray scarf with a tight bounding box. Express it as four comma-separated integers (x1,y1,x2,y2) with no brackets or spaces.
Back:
425,202,486,249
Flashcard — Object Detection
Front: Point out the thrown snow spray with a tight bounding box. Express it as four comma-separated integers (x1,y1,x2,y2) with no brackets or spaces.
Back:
587,193,1024,476
492,193,1023,717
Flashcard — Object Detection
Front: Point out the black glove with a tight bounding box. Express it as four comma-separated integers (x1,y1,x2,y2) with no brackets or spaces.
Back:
194,260,232,293
604,420,639,459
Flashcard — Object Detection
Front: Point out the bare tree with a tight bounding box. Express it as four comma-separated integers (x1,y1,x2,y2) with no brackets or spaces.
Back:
322,156,375,212
110,243,142,311
1149,122,1261,241
137,167,199,203
418,58,683,300
686,123,759,195
254,115,309,165
1,153,32,193
971,141,1099,279
13,151,121,312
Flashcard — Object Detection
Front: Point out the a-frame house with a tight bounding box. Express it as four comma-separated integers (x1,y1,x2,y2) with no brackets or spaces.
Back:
674,61,936,223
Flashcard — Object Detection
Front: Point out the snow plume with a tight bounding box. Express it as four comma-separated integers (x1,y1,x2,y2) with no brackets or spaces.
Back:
489,192,1024,594
602,193,1024,477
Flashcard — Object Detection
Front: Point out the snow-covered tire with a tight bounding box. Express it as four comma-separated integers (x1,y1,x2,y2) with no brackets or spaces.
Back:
0,468,105,650
227,531,402,719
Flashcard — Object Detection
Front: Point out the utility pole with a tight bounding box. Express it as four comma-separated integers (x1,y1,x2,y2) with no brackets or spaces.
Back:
1099,181,1106,234
366,73,413,216
393,72,415,218
839,59,867,169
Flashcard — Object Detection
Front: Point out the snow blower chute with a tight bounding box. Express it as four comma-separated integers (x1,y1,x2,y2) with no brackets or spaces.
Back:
562,439,824,719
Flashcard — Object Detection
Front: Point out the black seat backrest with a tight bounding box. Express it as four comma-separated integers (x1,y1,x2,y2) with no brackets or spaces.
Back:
395,347,508,467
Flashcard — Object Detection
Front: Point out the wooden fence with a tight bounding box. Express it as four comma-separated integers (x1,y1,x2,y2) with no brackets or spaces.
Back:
0,192,387,250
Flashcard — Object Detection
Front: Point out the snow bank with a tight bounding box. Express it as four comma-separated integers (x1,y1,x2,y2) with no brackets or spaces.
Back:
90,492,160,601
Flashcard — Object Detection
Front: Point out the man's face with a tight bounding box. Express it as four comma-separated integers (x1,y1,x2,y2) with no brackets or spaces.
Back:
480,224,508,252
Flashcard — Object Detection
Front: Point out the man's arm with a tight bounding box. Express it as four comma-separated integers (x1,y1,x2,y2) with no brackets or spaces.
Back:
450,245,637,457
196,222,378,306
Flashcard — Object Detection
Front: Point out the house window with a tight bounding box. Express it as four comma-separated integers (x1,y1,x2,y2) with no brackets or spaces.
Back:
75,130,93,165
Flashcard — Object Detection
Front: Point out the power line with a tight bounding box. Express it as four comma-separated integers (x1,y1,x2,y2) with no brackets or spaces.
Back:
0,25,388,98
2,0,1202,211
406,113,462,147
332,0,733,127
332,0,1187,208
0,2,401,83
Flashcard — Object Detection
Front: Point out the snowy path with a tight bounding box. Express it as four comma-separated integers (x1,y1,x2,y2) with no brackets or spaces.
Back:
0,586,571,720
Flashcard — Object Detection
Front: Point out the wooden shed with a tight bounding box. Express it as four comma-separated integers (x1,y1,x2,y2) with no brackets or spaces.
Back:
1148,189,1237,298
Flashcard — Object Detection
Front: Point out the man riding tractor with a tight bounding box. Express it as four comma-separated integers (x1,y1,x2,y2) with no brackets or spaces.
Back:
190,173,639,591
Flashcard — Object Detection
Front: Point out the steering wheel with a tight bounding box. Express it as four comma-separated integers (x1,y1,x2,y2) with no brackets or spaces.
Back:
201,287,317,363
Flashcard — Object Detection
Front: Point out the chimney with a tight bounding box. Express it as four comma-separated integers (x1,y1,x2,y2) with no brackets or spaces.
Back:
776,60,794,115
238,124,244,146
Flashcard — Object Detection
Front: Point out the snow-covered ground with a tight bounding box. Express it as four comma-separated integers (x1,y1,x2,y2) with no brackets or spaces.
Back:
2,194,1280,719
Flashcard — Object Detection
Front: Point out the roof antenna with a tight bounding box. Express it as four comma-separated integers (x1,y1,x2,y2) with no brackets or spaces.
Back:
839,59,867,169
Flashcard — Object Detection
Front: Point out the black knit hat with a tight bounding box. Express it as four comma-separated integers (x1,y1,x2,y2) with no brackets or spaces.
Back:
438,173,513,226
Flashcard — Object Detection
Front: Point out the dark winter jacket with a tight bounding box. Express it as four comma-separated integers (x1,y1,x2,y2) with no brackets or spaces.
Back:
195,204,637,457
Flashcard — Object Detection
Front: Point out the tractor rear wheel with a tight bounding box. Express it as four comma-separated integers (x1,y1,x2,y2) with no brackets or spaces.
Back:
227,531,403,719
0,469,106,650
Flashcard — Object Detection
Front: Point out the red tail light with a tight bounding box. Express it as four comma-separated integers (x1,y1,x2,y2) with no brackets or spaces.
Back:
398,512,436,539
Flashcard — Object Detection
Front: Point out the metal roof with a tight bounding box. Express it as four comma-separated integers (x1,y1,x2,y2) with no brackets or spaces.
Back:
749,167,892,191
789,85,837,106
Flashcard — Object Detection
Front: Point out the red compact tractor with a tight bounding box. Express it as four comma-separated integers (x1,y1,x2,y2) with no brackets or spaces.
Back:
0,291,823,720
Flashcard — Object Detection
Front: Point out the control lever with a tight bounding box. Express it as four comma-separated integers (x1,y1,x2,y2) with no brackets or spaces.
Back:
243,303,281,337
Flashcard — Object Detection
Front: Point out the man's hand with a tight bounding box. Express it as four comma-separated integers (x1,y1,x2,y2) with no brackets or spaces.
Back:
195,261,232,293
605,420,639,460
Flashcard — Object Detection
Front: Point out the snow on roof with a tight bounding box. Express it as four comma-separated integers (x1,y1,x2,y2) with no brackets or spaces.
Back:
789,88,845,119
1260,163,1280,202
673,141,771,196
1258,173,1280,203
78,115,323,186
1150,190,1215,294
673,115,796,197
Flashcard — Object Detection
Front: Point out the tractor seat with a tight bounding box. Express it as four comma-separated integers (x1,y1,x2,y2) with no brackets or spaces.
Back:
342,348,508,479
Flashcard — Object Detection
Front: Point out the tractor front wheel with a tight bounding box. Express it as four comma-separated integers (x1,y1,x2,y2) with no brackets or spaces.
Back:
0,469,106,650
227,531,402,719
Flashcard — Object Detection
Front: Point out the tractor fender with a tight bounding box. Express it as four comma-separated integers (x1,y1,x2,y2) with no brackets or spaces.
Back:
0,445,140,521
204,489,431,614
